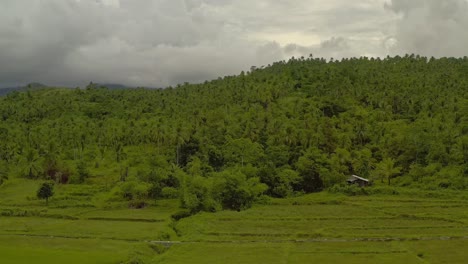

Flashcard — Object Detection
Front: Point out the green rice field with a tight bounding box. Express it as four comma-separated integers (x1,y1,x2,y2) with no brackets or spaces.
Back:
1,179,467,263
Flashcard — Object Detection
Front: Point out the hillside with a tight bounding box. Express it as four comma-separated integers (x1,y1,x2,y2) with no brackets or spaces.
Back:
0,56,467,211
1,55,468,263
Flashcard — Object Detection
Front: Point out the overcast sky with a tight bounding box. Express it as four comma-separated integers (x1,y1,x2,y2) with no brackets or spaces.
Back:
1,0,467,88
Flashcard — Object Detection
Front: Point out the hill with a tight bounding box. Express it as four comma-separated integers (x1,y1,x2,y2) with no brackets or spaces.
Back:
0,56,466,211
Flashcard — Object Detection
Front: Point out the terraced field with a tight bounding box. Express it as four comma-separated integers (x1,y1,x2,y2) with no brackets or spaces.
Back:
167,195,468,263
1,180,467,263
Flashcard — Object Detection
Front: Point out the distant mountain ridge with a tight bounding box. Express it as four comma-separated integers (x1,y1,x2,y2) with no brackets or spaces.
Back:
96,83,158,89
0,83,139,96
98,83,130,90
0,87,20,96
0,83,47,96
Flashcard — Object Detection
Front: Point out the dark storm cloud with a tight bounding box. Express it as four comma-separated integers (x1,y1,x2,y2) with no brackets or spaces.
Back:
0,0,115,85
0,0,466,88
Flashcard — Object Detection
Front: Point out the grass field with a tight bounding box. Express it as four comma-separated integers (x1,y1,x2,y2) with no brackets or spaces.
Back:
1,179,467,263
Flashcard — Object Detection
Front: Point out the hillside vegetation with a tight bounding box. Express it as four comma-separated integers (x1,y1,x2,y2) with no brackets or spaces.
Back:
0,55,467,212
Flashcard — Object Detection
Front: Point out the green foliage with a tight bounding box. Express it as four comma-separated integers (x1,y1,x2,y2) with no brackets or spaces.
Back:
36,182,54,205
1,174,468,263
223,138,264,167
273,168,301,197
260,167,301,198
329,184,369,196
295,148,327,192
179,174,220,213
117,178,151,201
374,158,402,185
0,55,466,208
0,160,8,185
171,210,192,221
76,160,89,183
179,169,267,212
213,169,268,211
22,148,42,179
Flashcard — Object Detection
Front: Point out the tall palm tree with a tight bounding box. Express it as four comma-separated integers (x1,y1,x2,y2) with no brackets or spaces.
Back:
23,148,41,179
375,158,402,185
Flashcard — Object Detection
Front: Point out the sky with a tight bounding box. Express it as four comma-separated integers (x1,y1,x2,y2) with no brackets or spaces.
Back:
1,0,467,88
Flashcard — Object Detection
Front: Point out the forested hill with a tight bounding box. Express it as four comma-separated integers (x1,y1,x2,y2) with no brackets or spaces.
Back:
0,56,467,211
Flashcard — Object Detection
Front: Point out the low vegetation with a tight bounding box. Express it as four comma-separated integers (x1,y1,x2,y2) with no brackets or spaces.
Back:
0,179,467,263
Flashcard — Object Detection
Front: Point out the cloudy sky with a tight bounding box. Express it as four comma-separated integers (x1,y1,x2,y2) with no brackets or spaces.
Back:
1,0,467,88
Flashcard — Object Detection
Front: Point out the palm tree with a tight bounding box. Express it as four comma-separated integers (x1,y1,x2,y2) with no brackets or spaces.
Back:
23,148,41,179
375,158,402,185
174,126,188,167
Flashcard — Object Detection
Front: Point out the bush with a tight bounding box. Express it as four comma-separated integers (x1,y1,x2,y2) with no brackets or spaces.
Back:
329,184,368,196
128,199,147,209
0,160,9,185
118,178,151,201
213,169,268,211
161,187,179,198
261,167,301,198
179,174,220,213
37,181,54,205
76,160,90,183
329,183,404,196
367,186,400,195
171,210,192,221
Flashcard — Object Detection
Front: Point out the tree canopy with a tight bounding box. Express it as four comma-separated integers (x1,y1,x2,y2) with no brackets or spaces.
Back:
36,182,54,205
1,55,467,210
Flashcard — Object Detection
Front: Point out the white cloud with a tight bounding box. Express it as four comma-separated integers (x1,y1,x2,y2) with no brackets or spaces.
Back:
385,0,468,57
0,0,466,88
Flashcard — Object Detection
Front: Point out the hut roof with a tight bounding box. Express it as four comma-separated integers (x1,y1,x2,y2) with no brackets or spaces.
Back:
348,175,369,182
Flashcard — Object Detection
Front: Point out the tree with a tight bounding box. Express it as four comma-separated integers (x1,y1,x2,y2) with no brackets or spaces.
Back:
0,160,9,185
76,160,89,183
223,138,264,167
180,174,219,213
374,158,402,185
272,168,301,197
37,182,54,205
295,148,328,192
22,148,41,179
118,178,150,201
213,170,267,211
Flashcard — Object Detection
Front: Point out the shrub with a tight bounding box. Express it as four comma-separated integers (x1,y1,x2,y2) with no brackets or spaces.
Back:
171,210,192,221
128,199,147,209
161,187,179,198
213,170,268,211
329,184,368,196
76,160,90,183
118,178,151,201
179,174,220,213
37,181,54,205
